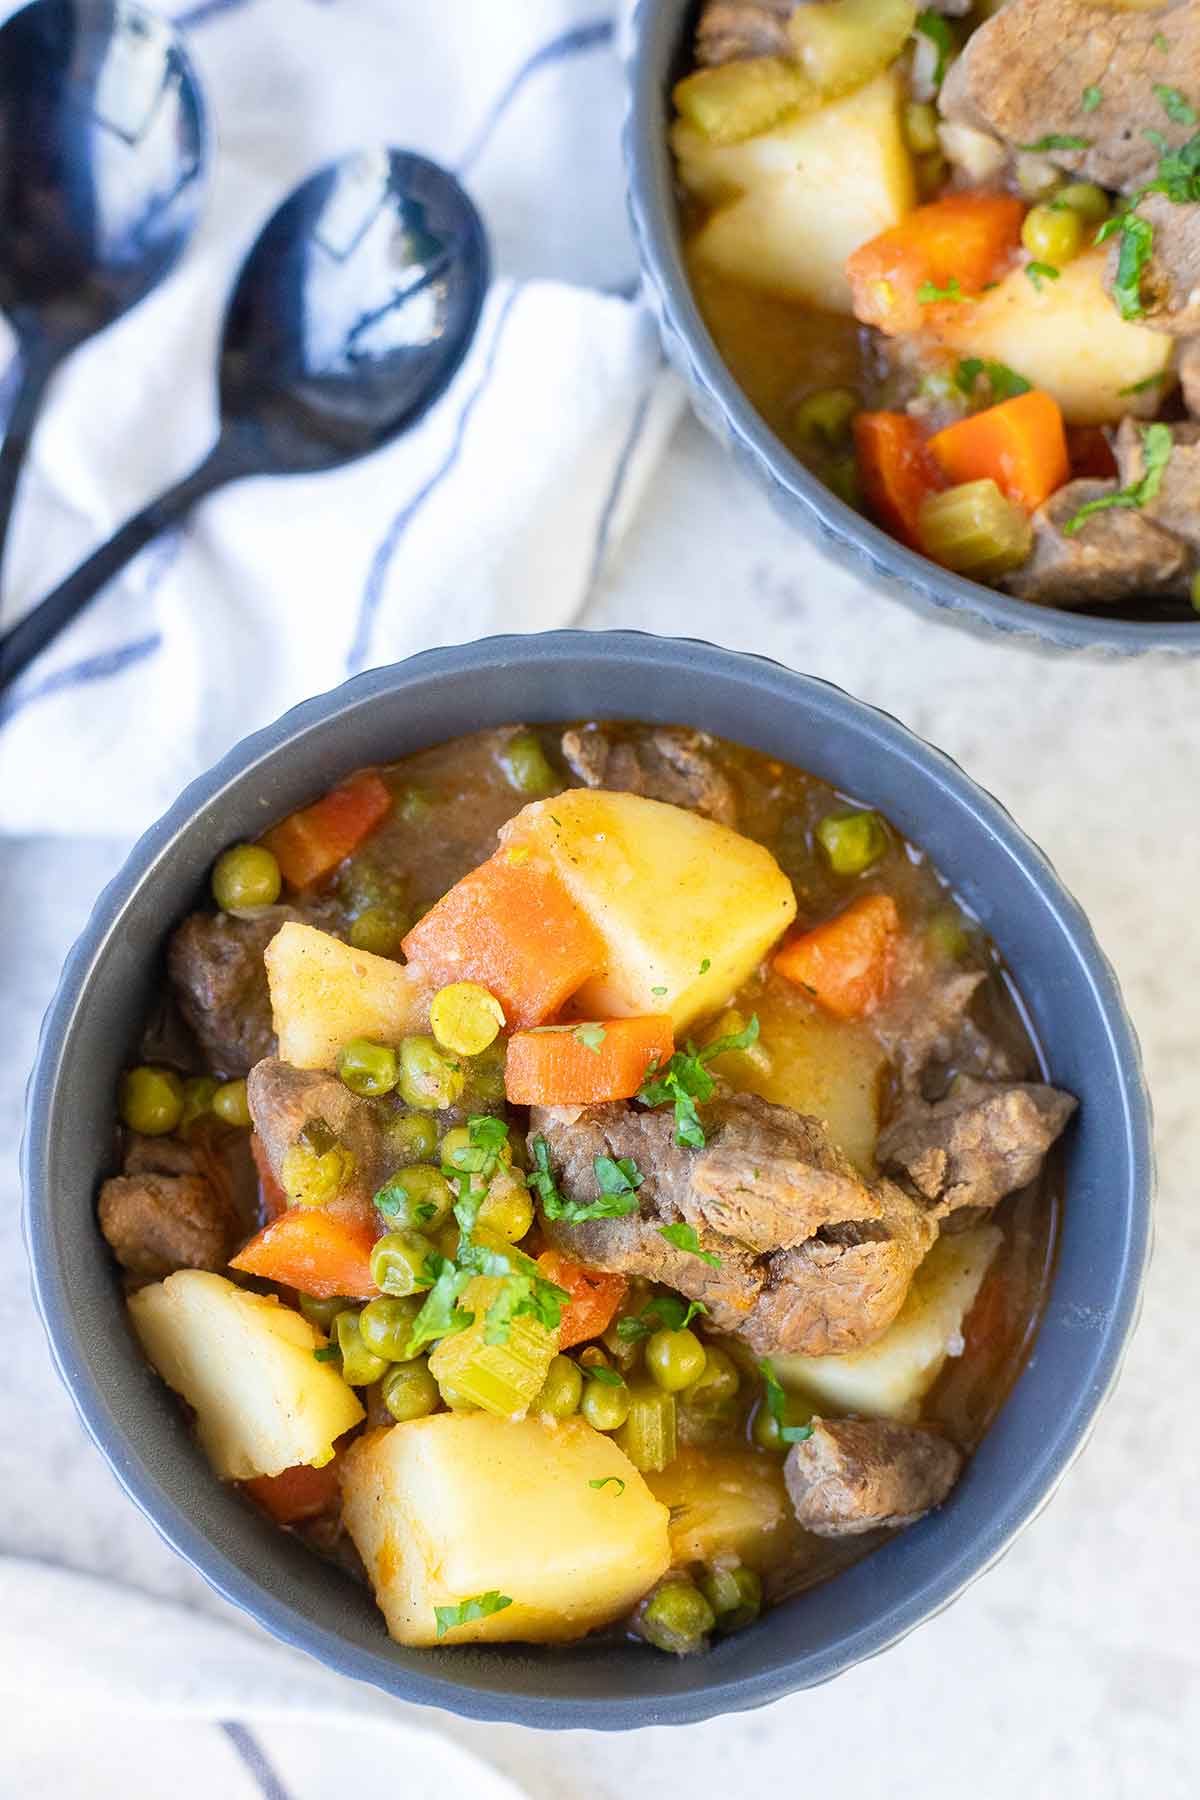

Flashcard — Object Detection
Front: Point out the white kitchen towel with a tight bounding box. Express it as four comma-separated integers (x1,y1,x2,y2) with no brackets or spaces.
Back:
0,0,682,837
3,1556,530,1800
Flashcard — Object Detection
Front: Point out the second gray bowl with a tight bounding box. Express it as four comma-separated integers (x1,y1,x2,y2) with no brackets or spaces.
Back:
624,0,1200,656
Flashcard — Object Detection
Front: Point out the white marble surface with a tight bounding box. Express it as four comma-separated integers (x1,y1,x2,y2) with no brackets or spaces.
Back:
4,409,1200,1796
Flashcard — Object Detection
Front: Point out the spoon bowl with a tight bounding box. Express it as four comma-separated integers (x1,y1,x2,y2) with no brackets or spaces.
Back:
0,145,490,686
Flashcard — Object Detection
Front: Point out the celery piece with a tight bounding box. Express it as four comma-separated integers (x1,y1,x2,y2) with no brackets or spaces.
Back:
428,1277,557,1418
673,58,813,145
615,1385,678,1473
788,0,917,102
918,479,1034,580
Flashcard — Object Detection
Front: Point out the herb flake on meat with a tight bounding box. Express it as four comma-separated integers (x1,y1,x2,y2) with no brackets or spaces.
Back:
637,1014,760,1147
1154,85,1198,127
1063,423,1173,534
1019,133,1090,152
658,1221,722,1268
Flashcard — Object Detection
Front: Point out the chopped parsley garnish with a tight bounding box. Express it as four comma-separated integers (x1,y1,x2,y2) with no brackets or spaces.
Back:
651,985,668,996
434,1592,512,1639
1105,211,1155,319
1118,372,1168,397
616,1294,708,1343
637,1015,760,1148
527,1134,644,1224
1081,85,1102,114
658,1221,721,1268
758,1358,814,1445
312,1346,340,1363
1154,85,1198,127
1063,423,1173,535
589,1476,626,1494
1025,261,1061,291
698,958,711,975
573,1022,606,1053
954,357,1031,402
916,277,965,304
585,1364,625,1387
1154,32,1170,53
405,1254,476,1357
1020,133,1090,153
915,9,953,88
1147,130,1200,202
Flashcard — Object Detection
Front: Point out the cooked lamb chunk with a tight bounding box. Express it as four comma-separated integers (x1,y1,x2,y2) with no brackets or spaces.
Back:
784,1419,963,1537
530,1094,934,1355
695,0,795,65
939,0,1200,194
1179,338,1200,416
744,1181,937,1357
168,907,305,1078
1108,195,1200,337
247,1058,388,1212
878,1076,1077,1217
871,939,1017,1098
1001,479,1191,608
560,725,738,825
122,1133,201,1178
1114,417,1200,554
98,1171,236,1278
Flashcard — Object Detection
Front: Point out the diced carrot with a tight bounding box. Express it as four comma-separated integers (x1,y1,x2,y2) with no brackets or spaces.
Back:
250,1131,287,1223
402,850,607,1031
261,770,392,890
244,1457,341,1525
230,1199,380,1298
853,412,945,552
774,894,901,1020
505,1016,674,1106
1067,424,1117,483
928,390,1069,512
536,1251,628,1350
846,193,1025,336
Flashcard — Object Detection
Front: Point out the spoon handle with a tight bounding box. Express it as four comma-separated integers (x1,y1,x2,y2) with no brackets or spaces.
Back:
0,339,57,594
0,454,228,692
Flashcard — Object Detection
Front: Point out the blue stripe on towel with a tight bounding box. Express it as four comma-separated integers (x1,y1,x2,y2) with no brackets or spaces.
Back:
173,0,258,27
458,16,615,173
582,365,660,606
346,283,521,674
0,631,162,726
219,1723,296,1800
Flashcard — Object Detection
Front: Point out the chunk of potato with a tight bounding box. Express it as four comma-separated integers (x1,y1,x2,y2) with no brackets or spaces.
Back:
128,1270,364,1480
706,977,886,1173
646,1445,800,1573
675,70,915,313
265,921,432,1069
503,789,796,1032
933,250,1173,427
340,1413,670,1646
773,1225,1002,1421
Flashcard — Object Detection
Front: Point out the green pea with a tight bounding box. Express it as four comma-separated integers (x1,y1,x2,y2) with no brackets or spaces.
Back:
299,1294,354,1331
375,1164,454,1233
396,787,433,823
211,843,281,912
179,1075,218,1133
1053,181,1109,227
337,1037,399,1098
816,809,887,877
581,1373,631,1433
927,906,971,962
645,1328,708,1394
752,1391,814,1452
825,452,863,511
212,1078,251,1128
699,1565,762,1632
1022,203,1082,268
358,1295,423,1362
381,1359,439,1422
334,1309,390,1386
370,1230,435,1298
533,1354,584,1419
348,903,409,958
386,1112,439,1164
498,731,557,797
281,1130,356,1208
120,1066,184,1137
641,1580,715,1655
466,1043,508,1107
682,1344,740,1409
794,386,858,450
397,1035,466,1111
477,1170,534,1244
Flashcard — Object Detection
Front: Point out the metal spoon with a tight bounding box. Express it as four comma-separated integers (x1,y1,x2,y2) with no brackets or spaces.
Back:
0,0,207,595
0,145,490,689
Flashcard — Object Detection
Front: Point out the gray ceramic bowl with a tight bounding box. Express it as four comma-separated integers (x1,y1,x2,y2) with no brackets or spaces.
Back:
624,0,1199,655
24,632,1151,1727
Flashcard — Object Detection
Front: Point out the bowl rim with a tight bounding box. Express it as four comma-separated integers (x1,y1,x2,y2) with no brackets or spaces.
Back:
623,0,1200,656
22,630,1154,1727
